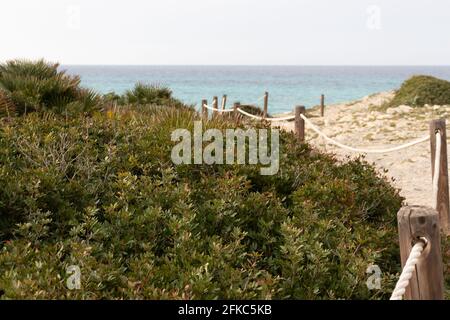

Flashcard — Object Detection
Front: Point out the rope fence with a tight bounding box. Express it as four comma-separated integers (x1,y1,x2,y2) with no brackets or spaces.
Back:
388,131,443,300
237,107,295,122
432,132,442,210
390,238,427,300
299,113,430,154
207,98,430,154
201,95,449,300
203,103,235,113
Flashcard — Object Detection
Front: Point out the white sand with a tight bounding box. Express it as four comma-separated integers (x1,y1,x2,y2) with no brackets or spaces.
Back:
275,92,450,206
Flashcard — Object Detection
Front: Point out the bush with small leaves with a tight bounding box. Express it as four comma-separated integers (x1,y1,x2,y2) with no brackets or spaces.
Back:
387,75,450,108
0,104,417,299
1,77,447,299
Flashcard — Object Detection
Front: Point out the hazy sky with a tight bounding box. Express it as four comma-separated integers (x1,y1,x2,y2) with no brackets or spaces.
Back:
1,0,449,65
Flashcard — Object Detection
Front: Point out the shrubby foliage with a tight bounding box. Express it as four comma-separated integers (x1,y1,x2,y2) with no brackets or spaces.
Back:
102,83,189,110
387,75,450,108
0,60,188,116
119,83,187,109
0,59,100,115
124,83,171,105
0,103,407,299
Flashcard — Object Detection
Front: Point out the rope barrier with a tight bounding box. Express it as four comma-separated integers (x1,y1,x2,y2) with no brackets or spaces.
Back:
432,131,441,210
390,238,427,300
299,114,430,154
236,108,295,121
389,132,439,300
203,104,234,113
204,103,430,154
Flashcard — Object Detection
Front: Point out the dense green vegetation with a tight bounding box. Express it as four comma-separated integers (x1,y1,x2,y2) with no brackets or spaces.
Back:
109,83,187,109
387,75,450,108
0,60,187,117
0,60,446,300
0,59,100,115
0,106,404,299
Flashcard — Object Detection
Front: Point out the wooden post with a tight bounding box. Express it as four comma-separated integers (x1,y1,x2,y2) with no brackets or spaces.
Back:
320,94,325,117
233,102,240,125
221,95,227,111
212,96,218,119
294,106,306,142
201,99,208,120
430,119,450,233
397,206,444,300
263,92,269,119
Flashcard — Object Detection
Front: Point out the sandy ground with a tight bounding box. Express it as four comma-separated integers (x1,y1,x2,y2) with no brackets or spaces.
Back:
275,92,450,207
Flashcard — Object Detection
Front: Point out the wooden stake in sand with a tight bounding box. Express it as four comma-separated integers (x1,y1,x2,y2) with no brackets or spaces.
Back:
295,106,306,142
430,119,450,233
320,94,325,117
397,206,444,300
202,99,208,120
233,102,240,125
212,96,218,118
263,92,269,119
221,95,227,110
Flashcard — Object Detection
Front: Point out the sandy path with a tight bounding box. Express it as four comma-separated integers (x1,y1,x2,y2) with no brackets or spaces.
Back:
275,92,450,207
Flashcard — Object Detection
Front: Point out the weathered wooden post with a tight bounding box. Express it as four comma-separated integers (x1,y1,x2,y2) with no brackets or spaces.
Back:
221,95,227,111
320,94,325,117
233,102,240,125
212,96,218,119
397,206,444,300
201,99,208,120
263,92,269,119
430,119,450,233
294,106,306,142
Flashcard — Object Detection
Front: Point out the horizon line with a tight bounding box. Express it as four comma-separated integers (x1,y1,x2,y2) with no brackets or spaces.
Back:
60,64,450,67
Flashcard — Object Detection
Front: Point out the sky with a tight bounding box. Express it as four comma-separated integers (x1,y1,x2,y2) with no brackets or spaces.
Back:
1,0,449,65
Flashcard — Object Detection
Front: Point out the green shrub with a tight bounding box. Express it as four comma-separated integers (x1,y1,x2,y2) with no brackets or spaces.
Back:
0,103,415,299
0,59,100,115
123,83,186,108
387,75,450,108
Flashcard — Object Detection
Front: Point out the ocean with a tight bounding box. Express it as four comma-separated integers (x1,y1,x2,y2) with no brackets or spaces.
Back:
64,66,450,114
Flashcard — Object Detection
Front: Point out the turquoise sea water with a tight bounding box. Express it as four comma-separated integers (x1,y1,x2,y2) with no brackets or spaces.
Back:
64,66,450,113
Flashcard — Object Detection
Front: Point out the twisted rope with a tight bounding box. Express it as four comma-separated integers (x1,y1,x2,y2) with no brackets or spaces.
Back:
300,114,430,154
203,104,234,113
432,131,441,210
390,238,427,300
389,133,439,300
236,108,295,121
